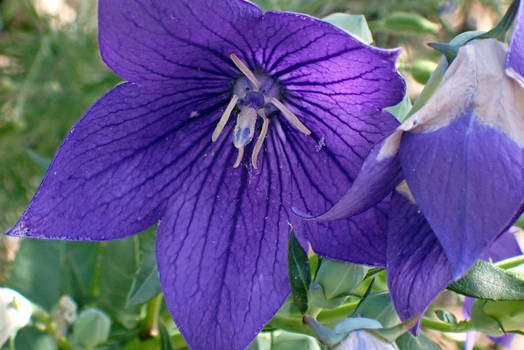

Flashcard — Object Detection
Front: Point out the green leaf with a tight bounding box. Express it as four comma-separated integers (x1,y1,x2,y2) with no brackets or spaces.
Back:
25,149,51,170
13,327,58,350
448,260,524,300
8,239,62,309
473,299,524,334
271,331,321,350
379,12,439,35
99,236,140,311
314,259,368,300
61,241,100,304
7,239,100,310
322,13,373,44
127,228,161,306
396,333,442,350
287,229,311,314
159,322,174,350
309,283,348,309
356,292,399,327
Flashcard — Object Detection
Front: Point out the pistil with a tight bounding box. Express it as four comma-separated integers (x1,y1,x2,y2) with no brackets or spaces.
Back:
211,54,311,169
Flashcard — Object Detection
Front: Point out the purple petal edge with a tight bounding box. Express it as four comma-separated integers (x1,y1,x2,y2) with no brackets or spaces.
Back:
311,129,403,222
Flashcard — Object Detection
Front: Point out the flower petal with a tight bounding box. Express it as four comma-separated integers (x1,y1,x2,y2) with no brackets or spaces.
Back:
386,187,453,322
7,83,227,240
278,112,397,266
261,11,405,112
506,0,524,86
155,142,293,350
98,0,262,85
399,39,524,278
312,129,404,222
260,11,405,171
480,227,523,262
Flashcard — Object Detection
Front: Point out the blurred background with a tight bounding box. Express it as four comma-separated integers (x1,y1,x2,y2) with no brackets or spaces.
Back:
0,0,520,349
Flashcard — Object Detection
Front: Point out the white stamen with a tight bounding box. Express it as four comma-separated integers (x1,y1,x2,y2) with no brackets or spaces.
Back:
233,146,244,168
251,111,270,169
230,53,260,90
212,94,239,142
269,97,311,135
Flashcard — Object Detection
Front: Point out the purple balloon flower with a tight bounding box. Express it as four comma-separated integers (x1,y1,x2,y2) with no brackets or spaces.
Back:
307,2,524,327
6,1,405,349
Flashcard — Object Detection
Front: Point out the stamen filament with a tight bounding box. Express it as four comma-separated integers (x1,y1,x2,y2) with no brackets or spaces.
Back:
233,146,245,168
251,112,270,169
212,94,239,142
230,54,260,90
269,97,311,135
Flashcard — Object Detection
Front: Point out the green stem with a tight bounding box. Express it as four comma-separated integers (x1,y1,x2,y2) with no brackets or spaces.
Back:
316,301,359,322
268,315,313,335
496,255,524,270
268,301,360,335
141,293,164,338
421,318,472,333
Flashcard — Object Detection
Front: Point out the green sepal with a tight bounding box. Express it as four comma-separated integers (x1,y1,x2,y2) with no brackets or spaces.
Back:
287,229,311,314
368,315,419,343
427,42,458,64
448,260,524,300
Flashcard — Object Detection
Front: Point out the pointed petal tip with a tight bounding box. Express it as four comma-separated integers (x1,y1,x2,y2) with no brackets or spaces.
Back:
290,206,313,219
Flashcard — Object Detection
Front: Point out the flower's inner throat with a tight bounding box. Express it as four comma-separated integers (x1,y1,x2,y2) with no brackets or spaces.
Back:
211,54,311,169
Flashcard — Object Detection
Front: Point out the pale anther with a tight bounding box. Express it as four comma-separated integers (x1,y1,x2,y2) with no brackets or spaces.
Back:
212,94,239,142
230,54,260,90
251,111,270,169
233,146,245,168
269,97,311,135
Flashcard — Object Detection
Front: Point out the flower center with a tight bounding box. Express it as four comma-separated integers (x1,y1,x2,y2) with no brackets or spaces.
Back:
211,54,311,169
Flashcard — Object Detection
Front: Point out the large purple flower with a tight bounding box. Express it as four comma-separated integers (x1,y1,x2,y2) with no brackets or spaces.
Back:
307,2,524,327
6,1,404,349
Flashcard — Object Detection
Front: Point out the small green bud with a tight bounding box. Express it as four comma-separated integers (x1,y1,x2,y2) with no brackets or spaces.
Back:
381,12,439,35
72,308,111,350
